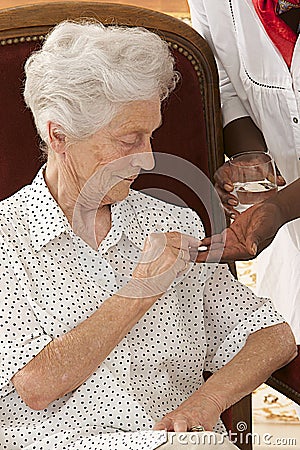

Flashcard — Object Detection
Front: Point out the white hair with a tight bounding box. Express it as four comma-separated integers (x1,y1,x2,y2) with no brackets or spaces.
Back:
23,20,179,149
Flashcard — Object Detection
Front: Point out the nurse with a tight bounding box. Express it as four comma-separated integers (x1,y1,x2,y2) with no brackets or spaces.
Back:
189,0,300,344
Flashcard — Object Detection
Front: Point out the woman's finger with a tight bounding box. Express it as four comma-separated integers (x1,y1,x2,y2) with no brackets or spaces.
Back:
195,246,227,263
222,203,239,219
267,162,286,186
214,163,234,191
165,232,200,251
154,416,190,433
275,163,286,186
153,417,173,431
214,183,238,207
173,247,190,267
173,419,189,433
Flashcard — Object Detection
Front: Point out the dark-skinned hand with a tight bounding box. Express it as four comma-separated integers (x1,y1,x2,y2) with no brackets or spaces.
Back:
196,200,284,263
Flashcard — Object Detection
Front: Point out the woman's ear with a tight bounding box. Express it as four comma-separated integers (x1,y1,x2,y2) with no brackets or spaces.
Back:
47,121,67,154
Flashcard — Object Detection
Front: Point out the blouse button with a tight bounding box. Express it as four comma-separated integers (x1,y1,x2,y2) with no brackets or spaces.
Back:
293,117,298,123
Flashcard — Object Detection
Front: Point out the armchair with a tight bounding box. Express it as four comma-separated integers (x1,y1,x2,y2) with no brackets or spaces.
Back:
0,3,298,450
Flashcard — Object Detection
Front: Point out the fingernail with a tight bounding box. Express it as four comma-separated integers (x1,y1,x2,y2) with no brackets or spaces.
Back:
224,183,233,191
251,243,257,255
230,213,236,219
228,199,238,206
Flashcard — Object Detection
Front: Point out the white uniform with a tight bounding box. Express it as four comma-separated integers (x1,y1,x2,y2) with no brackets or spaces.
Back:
189,0,300,343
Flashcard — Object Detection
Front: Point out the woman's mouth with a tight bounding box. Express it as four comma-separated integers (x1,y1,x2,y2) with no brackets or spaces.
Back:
117,175,138,182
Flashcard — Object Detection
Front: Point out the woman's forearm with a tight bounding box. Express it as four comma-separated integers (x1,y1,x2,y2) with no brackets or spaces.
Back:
223,117,267,157
196,323,296,413
12,231,194,411
153,322,297,432
270,178,300,225
12,287,159,410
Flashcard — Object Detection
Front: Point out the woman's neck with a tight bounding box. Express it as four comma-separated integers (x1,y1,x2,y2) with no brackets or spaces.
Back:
44,161,112,250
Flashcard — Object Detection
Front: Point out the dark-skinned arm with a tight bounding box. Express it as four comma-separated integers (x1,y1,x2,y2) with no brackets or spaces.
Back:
224,116,267,157
196,178,300,263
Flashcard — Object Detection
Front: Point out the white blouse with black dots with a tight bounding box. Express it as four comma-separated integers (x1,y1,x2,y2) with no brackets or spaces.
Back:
0,167,283,450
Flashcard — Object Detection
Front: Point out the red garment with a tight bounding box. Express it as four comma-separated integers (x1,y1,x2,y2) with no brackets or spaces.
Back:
252,0,300,66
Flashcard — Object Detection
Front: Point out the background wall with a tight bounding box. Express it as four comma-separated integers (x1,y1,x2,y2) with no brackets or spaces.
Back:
0,0,189,15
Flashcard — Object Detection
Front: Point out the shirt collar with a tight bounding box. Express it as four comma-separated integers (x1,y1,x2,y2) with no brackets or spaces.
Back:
28,168,181,254
28,166,71,252
105,191,147,252
28,167,146,253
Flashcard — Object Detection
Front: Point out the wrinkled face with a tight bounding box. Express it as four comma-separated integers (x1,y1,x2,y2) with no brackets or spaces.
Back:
65,97,161,207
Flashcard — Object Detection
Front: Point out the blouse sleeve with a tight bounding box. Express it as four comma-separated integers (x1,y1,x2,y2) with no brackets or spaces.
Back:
188,0,250,126
0,236,52,397
202,264,285,373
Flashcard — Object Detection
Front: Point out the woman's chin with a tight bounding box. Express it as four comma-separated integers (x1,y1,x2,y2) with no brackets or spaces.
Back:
103,185,131,204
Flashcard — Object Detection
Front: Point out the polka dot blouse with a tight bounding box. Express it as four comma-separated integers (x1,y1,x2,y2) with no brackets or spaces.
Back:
0,167,283,449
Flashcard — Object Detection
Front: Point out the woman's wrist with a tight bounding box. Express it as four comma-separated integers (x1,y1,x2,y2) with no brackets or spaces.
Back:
267,178,300,225
191,384,226,416
118,278,162,302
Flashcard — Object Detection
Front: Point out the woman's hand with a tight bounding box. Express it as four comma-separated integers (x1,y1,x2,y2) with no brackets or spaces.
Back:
196,177,300,263
129,231,199,297
153,390,223,432
154,324,296,434
214,160,286,218
214,161,239,217
195,200,284,263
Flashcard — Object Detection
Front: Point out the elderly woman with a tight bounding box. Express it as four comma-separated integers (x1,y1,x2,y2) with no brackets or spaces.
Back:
0,21,296,450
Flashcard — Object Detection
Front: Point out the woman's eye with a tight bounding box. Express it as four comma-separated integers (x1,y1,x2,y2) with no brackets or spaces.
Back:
120,136,138,146
122,140,136,146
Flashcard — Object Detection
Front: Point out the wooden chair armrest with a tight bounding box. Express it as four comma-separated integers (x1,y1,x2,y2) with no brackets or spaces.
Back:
266,345,300,405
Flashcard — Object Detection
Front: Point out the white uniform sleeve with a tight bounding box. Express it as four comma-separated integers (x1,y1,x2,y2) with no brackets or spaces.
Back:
188,0,250,126
203,264,285,373
0,237,52,397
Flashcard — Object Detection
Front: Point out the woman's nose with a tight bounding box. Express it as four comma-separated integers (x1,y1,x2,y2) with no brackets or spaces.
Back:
132,140,155,170
141,151,155,170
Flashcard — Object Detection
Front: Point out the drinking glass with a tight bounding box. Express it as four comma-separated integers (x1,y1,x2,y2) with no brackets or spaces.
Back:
229,151,278,213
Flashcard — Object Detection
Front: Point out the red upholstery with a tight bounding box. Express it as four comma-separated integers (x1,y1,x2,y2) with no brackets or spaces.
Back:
0,40,43,200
